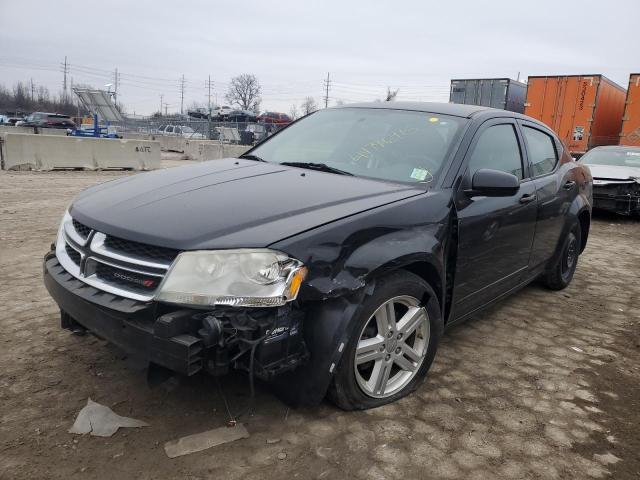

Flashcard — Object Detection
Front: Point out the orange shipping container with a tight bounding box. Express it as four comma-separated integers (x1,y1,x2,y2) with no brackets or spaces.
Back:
524,75,626,155
620,73,640,146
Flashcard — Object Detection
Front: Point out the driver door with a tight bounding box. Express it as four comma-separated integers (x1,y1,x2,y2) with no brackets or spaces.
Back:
451,119,538,319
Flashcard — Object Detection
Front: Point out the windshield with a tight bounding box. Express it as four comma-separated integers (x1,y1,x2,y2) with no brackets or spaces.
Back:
250,108,467,184
581,148,640,167
182,126,195,133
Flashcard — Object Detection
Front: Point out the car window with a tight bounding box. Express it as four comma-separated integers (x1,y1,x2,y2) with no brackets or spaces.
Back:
467,124,524,180
251,108,468,185
523,126,557,176
165,126,174,133
581,148,640,167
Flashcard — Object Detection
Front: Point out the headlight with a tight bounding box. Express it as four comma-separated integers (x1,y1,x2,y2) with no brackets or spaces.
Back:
155,249,307,307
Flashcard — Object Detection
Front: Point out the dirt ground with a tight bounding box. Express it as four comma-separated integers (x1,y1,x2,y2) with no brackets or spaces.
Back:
1,162,639,480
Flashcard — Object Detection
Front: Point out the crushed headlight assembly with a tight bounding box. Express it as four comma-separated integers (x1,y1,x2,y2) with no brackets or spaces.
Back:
155,249,308,307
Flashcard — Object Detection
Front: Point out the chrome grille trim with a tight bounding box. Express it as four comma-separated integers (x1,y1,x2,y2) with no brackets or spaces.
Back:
55,212,176,302
64,219,89,247
90,232,173,270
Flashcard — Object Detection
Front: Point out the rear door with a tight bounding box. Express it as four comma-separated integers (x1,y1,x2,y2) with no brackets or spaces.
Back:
519,120,576,270
452,118,538,319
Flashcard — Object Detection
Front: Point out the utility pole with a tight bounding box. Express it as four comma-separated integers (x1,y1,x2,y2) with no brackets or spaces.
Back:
205,75,214,114
323,72,331,108
113,67,120,103
159,94,163,115
62,56,69,96
30,78,35,102
163,103,169,116
179,74,186,115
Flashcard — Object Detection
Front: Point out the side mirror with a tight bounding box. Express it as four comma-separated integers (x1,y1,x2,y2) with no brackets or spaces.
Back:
468,169,520,196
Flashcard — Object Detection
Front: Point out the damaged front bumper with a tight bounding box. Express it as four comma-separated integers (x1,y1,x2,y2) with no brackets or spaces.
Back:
43,252,309,380
592,179,640,215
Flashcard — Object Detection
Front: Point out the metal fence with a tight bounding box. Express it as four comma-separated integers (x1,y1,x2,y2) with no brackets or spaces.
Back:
109,117,287,146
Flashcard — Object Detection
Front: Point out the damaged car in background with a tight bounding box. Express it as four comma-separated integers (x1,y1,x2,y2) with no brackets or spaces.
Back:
44,102,592,410
580,146,640,215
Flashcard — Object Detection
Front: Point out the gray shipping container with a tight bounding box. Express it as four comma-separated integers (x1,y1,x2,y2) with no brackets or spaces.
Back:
449,78,527,113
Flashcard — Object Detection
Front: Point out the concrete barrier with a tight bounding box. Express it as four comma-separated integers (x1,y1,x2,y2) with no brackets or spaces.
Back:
0,125,36,135
121,132,153,141
2,133,161,171
0,125,70,136
38,127,68,136
185,142,250,162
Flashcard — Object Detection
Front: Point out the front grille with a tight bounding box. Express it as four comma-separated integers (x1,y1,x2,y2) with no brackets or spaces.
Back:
65,244,81,266
56,215,180,301
104,235,179,263
72,219,92,239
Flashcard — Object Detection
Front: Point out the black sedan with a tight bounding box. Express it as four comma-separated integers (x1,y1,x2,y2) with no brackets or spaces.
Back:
43,102,592,410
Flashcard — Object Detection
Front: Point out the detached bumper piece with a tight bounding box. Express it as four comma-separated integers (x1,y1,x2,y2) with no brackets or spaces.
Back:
43,253,308,379
593,180,640,215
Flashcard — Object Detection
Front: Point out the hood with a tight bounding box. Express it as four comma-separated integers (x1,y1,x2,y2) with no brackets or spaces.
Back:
70,158,424,250
588,164,640,182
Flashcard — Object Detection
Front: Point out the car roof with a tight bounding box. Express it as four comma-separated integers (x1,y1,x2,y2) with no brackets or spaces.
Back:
334,101,518,119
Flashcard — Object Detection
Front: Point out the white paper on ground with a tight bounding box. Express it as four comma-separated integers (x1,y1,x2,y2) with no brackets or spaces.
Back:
69,398,149,437
164,423,250,458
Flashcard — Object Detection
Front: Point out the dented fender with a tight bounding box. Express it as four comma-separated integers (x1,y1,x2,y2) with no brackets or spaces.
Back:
268,192,452,405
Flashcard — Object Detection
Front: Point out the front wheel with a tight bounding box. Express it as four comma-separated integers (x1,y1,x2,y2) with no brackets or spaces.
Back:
542,223,581,290
328,271,442,410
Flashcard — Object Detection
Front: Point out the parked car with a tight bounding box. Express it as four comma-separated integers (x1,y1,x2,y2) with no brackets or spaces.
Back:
226,109,257,122
579,145,640,215
0,114,8,124
22,112,76,129
187,107,209,119
44,102,592,410
258,111,292,125
159,125,205,139
213,106,233,119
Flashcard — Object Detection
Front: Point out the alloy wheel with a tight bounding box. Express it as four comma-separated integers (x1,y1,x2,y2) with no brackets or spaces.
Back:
354,295,430,398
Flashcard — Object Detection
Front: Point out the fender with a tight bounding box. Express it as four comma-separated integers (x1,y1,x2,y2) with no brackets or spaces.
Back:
546,192,591,270
269,195,451,406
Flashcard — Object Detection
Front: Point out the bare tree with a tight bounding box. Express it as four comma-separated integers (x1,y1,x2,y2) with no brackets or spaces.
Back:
300,96,319,115
225,74,262,111
289,104,299,120
385,87,399,102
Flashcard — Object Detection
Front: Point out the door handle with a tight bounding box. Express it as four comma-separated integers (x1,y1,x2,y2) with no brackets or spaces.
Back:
562,180,576,190
519,193,537,204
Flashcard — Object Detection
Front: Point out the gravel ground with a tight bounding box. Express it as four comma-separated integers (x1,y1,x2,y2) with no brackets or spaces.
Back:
0,164,638,480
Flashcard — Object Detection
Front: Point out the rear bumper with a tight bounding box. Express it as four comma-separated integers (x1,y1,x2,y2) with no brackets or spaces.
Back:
43,253,204,375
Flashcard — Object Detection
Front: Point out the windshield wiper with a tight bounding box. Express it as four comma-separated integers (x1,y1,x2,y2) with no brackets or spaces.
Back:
280,162,353,176
239,154,267,162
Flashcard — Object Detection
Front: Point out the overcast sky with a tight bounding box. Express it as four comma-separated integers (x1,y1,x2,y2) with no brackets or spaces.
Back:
1,0,638,116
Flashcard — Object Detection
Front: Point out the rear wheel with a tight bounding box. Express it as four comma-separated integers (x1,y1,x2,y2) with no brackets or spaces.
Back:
328,271,442,410
542,223,581,290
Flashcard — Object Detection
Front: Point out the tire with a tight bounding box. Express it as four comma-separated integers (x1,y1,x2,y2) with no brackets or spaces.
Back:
328,270,442,410
542,223,581,290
